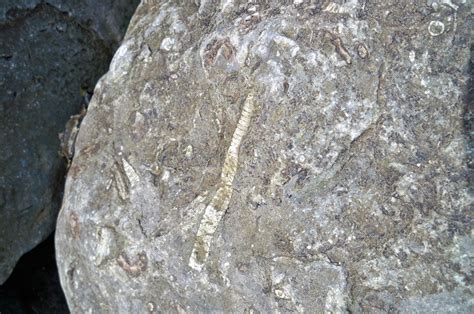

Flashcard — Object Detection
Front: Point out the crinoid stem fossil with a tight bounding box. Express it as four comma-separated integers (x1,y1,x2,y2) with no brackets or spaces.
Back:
189,93,255,271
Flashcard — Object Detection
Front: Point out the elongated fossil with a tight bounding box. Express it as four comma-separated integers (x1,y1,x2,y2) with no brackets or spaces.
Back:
189,93,255,271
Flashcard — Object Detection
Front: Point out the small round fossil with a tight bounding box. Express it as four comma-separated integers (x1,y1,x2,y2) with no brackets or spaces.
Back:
428,20,445,37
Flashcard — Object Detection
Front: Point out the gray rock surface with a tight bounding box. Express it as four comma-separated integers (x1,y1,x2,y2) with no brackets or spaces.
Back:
0,0,139,283
56,0,472,312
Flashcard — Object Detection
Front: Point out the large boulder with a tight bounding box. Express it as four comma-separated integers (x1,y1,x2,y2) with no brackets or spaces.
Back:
56,0,472,312
0,0,139,283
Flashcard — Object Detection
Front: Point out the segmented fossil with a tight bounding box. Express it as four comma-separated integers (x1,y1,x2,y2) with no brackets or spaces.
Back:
189,93,255,271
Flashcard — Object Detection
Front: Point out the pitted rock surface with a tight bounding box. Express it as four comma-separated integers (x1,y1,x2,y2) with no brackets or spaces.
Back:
56,1,472,312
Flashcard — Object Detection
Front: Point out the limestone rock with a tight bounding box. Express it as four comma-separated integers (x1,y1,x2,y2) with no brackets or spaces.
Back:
0,0,139,283
56,1,472,312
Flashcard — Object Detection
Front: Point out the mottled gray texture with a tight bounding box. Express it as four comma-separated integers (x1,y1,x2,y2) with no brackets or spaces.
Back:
56,0,472,312
0,0,139,283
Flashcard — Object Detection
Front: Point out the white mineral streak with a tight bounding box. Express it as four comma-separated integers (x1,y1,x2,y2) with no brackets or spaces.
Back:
189,94,255,271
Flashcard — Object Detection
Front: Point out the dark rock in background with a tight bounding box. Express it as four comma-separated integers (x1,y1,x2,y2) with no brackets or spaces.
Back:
0,0,140,49
0,234,68,314
0,0,140,284
55,0,473,312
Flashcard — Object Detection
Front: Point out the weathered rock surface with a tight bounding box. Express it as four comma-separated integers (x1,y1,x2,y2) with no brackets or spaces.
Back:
0,0,139,283
56,0,472,312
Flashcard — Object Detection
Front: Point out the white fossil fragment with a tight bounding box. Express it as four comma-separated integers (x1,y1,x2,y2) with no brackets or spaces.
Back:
160,37,177,52
428,20,445,36
122,158,140,187
185,145,193,158
94,227,116,266
189,94,255,271
114,171,129,201
323,1,354,15
409,50,416,63
274,288,290,299
161,169,171,182
324,3,348,14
